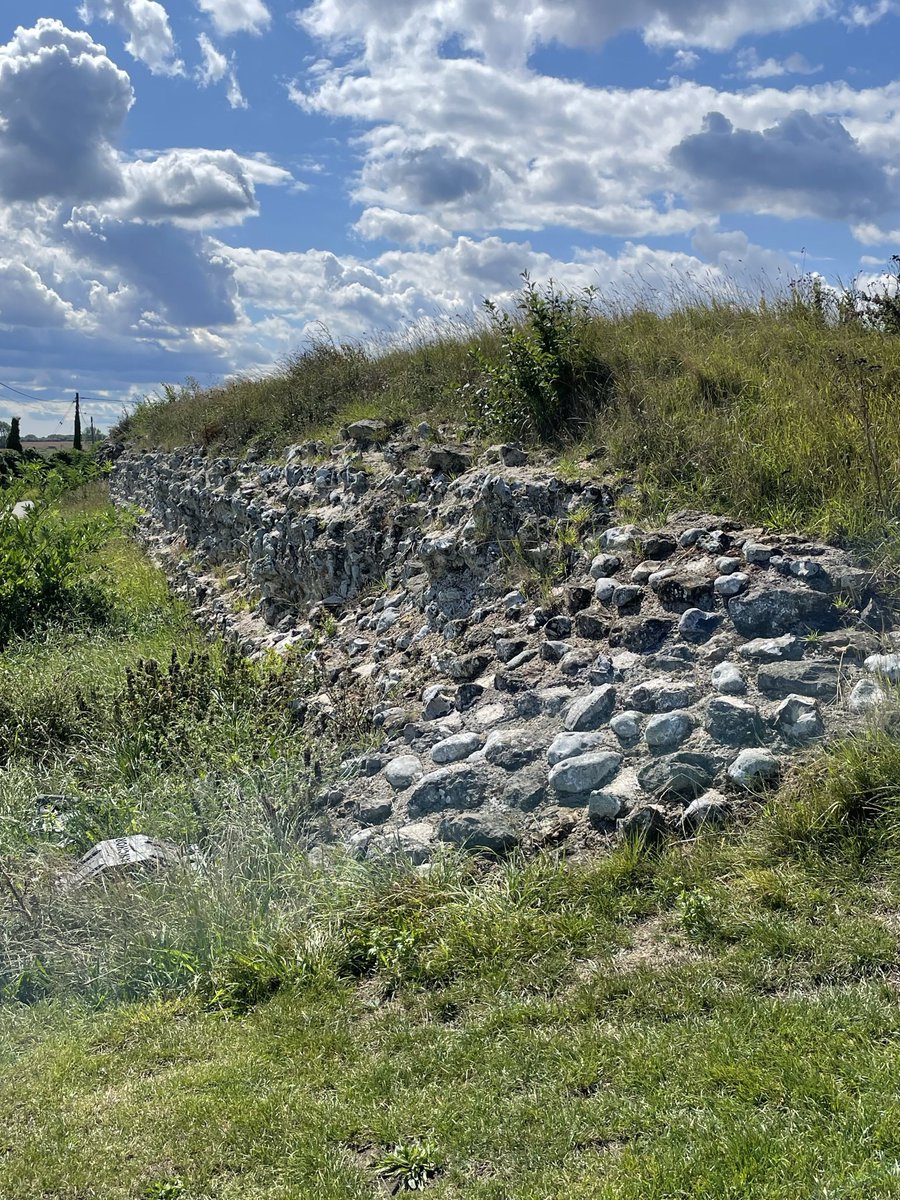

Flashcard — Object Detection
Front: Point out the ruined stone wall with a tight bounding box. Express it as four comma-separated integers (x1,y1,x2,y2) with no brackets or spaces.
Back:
112,430,899,860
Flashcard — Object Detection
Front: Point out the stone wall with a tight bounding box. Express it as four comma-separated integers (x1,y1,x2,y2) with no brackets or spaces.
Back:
112,428,900,859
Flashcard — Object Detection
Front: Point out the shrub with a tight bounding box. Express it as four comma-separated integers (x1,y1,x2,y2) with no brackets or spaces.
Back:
465,275,612,441
0,466,116,647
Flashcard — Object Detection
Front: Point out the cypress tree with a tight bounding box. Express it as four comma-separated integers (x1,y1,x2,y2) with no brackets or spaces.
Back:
73,394,83,452
6,417,22,454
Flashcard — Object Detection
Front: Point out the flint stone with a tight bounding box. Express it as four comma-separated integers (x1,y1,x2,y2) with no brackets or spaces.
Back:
505,649,537,670
628,677,697,713
575,612,610,640
613,585,643,609
422,684,455,720
618,804,669,842
645,710,693,749
368,822,434,865
474,702,506,726
407,765,490,817
678,608,720,641
717,557,742,575
714,572,749,597
455,683,486,711
502,768,548,811
738,634,804,662
345,419,387,444
590,554,621,579
743,541,775,564
560,650,593,675
547,730,607,766
848,678,887,714
652,572,715,607
598,710,637,748
384,755,424,792
431,732,483,764
711,662,747,695
682,791,730,831
483,730,540,771
601,525,642,551
437,807,524,853
587,768,641,825
727,749,779,789
705,697,766,748
447,652,493,682
637,752,717,800
727,585,832,638
607,617,673,653
567,584,594,613
643,533,677,560
495,638,528,664
773,694,824,743
757,661,840,701
549,751,623,795
538,686,574,714
563,685,617,731
499,444,528,467
594,577,617,603
864,653,900,683
541,640,570,664
545,615,573,639
358,797,393,825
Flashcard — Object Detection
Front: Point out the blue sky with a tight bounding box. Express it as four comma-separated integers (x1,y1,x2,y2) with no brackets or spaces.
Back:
1,0,900,434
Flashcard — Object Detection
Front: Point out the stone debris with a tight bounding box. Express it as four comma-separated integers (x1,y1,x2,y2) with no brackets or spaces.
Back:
111,431,898,859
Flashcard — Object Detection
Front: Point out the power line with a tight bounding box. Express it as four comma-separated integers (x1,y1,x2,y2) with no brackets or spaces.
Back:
0,380,67,404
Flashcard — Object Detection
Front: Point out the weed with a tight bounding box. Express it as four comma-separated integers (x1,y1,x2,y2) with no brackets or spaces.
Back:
374,1142,442,1191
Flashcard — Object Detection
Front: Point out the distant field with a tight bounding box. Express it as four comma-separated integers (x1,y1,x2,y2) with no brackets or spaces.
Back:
22,438,74,456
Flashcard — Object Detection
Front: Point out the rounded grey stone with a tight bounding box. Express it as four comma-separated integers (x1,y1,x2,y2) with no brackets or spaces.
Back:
645,710,693,749
384,755,424,792
610,710,642,741
637,752,717,800
848,678,886,714
563,685,617,732
727,749,780,790
773,694,824,743
547,730,607,766
678,608,721,641
628,677,696,713
714,572,749,597
431,732,483,765
704,697,766,748
594,577,617,603
864,653,900,683
711,662,747,695
549,751,623,795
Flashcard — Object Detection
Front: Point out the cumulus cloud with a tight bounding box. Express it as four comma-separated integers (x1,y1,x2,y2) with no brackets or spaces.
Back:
353,207,453,246
118,149,265,226
196,33,247,108
672,109,893,221
0,262,77,328
196,0,272,36
296,0,833,62
78,0,183,75
382,146,492,206
66,206,240,327
0,19,132,202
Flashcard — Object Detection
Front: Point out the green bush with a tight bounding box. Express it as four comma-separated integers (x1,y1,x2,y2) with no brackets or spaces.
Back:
0,466,116,647
465,275,613,441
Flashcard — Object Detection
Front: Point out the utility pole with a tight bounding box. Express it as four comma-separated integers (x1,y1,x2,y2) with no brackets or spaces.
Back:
73,392,83,452
90,415,95,446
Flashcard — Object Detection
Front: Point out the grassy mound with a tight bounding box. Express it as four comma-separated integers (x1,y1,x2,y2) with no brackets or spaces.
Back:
120,276,900,556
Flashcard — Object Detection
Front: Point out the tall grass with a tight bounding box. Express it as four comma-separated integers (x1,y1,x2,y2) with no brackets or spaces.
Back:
118,275,900,557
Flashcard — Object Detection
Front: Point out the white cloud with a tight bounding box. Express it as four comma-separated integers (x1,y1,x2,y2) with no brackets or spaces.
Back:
196,0,272,36
0,262,78,328
353,207,453,246
844,1,897,25
295,0,834,63
78,0,183,75
735,49,822,77
0,19,132,202
196,33,247,108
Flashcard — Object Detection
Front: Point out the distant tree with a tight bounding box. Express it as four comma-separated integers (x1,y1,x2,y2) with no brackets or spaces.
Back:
0,419,8,449
6,418,22,454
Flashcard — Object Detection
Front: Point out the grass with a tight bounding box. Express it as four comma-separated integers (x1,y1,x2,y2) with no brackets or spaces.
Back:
120,275,900,561
7,349,900,1193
